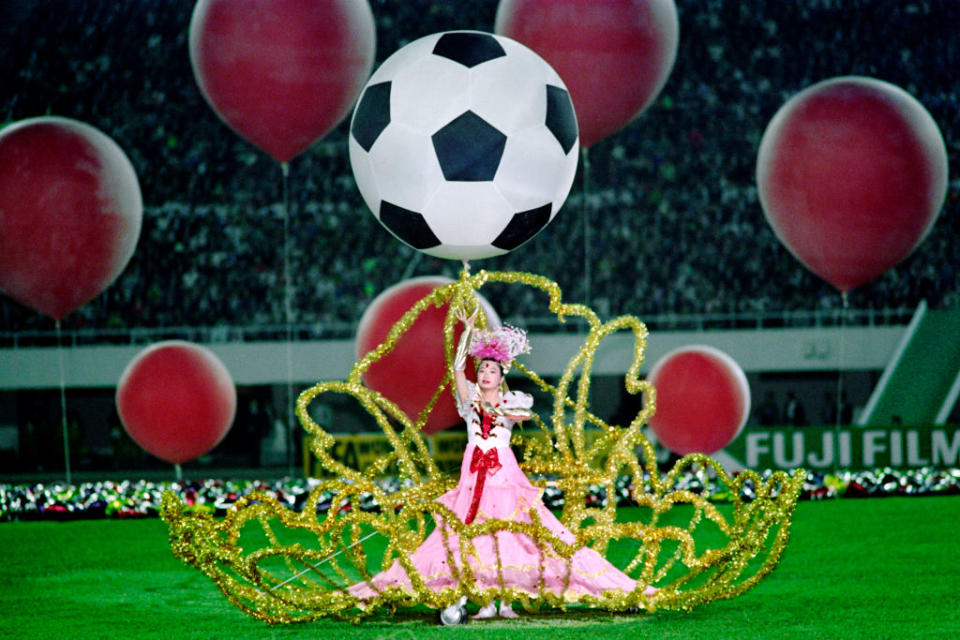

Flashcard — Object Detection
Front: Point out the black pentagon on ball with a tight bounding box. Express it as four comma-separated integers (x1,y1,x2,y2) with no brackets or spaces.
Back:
546,85,578,154
379,201,441,250
492,203,553,251
351,82,391,152
432,111,506,182
432,32,506,68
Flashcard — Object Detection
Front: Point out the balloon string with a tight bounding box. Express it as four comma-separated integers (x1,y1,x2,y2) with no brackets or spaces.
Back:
833,291,849,472
281,160,295,477
55,319,71,485
400,249,422,281
581,146,592,317
174,463,183,483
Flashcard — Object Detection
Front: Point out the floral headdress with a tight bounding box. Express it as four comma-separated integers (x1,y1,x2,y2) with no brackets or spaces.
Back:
468,324,531,373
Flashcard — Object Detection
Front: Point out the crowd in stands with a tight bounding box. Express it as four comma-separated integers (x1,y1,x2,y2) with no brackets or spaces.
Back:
1,0,958,333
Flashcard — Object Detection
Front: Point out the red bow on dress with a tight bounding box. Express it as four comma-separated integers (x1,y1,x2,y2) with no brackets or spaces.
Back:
464,447,501,525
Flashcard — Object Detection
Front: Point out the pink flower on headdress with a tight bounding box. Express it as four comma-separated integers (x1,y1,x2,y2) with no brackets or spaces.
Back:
469,324,531,366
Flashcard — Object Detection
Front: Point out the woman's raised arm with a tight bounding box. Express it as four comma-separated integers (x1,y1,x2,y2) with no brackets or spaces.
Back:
453,306,476,406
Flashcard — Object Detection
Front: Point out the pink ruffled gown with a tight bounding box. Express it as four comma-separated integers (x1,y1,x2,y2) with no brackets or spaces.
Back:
348,382,641,601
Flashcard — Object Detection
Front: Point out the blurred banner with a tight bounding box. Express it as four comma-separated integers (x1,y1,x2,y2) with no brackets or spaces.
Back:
303,432,469,477
307,424,960,477
725,424,960,471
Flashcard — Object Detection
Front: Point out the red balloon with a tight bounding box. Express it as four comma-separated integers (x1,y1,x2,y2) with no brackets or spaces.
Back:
189,0,376,162
647,346,750,456
757,76,948,292
496,0,678,148
356,277,500,434
116,341,237,465
0,117,142,321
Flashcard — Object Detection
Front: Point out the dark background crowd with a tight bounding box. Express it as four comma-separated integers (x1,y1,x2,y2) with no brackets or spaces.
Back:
0,0,957,334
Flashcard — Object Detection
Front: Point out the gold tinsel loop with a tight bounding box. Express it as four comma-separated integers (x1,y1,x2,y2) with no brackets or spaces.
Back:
161,269,804,623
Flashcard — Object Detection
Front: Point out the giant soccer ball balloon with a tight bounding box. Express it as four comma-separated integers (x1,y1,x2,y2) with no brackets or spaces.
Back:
348,30,579,261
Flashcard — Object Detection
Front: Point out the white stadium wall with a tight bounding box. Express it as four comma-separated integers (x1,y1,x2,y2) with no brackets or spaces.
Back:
0,325,903,390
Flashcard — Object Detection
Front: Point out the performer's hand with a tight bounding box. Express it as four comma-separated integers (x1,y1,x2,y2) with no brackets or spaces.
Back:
456,305,478,330
454,306,478,373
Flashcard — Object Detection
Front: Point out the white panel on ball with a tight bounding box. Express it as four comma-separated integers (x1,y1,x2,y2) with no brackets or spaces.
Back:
469,49,551,132
498,129,579,209
424,182,513,247
348,30,579,261
346,136,380,210
390,58,472,135
366,125,444,211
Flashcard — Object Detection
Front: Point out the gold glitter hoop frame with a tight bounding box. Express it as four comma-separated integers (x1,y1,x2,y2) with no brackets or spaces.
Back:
161,269,804,623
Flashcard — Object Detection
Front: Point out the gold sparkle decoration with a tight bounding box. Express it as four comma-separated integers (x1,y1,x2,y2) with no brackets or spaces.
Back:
160,268,805,623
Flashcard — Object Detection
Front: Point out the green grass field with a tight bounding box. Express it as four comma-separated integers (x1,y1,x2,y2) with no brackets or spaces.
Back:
2,496,958,640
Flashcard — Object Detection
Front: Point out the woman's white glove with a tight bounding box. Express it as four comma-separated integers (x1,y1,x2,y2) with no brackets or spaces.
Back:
482,400,533,421
453,306,478,371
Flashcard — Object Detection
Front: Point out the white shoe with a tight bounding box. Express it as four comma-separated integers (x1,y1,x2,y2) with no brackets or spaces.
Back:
473,602,497,620
498,601,519,618
438,596,468,626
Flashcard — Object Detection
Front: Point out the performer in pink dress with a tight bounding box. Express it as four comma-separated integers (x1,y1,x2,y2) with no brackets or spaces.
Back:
349,309,655,619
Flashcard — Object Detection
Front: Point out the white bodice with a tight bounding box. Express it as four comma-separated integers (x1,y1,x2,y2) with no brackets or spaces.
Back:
457,381,534,452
